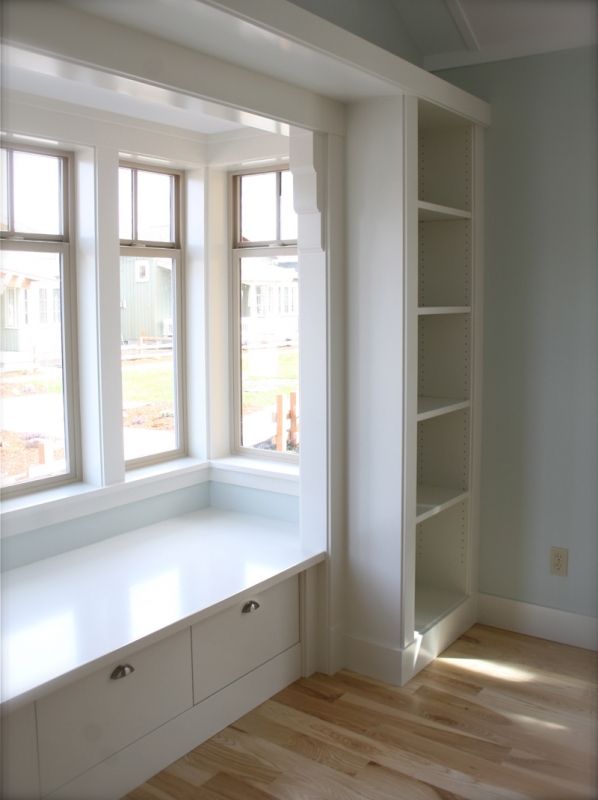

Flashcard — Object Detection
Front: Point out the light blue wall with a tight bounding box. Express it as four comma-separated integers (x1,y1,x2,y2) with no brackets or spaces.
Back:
286,0,422,65
2,481,299,571
2,484,210,571
210,482,299,523
437,47,598,617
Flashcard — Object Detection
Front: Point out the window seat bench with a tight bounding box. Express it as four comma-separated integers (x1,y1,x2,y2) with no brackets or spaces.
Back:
2,506,325,707
2,507,326,799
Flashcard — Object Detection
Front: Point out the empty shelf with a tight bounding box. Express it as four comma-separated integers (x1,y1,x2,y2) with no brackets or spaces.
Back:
418,306,471,315
417,396,470,421
418,201,471,221
415,584,468,633
416,484,469,523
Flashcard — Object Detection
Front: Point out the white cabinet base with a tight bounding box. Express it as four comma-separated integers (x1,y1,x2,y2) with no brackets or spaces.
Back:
1,703,39,800
45,644,302,800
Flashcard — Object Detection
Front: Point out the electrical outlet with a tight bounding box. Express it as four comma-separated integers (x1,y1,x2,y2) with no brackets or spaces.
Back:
550,547,568,577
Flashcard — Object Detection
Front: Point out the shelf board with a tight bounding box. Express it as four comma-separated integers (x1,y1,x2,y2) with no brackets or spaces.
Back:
418,200,471,221
417,396,469,422
418,306,471,316
415,584,468,634
416,484,469,523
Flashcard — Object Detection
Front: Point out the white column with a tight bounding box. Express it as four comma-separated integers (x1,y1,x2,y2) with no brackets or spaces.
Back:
76,145,124,485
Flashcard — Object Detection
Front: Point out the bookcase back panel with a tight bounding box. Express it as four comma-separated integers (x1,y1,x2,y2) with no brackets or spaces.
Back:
416,500,468,592
418,125,472,211
418,314,471,400
419,219,471,307
417,410,470,490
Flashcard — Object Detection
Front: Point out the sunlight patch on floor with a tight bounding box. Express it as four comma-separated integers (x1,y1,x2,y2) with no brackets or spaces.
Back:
438,656,536,683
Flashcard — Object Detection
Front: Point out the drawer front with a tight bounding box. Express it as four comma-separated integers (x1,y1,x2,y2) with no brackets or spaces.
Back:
37,628,193,795
192,577,299,703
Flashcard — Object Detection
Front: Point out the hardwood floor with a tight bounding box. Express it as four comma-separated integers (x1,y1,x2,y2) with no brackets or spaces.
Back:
126,625,598,800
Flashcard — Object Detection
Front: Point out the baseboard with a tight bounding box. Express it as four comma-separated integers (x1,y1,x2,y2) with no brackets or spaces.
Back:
343,633,405,686
47,645,302,800
343,595,478,687
478,593,598,651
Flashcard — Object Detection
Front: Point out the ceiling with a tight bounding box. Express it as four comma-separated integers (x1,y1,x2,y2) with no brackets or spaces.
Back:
394,0,598,71
3,0,595,138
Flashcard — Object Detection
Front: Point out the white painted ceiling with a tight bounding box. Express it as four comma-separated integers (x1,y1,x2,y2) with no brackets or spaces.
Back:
394,0,598,71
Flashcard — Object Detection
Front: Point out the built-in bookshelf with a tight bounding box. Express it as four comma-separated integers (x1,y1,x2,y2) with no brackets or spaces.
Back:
405,98,480,660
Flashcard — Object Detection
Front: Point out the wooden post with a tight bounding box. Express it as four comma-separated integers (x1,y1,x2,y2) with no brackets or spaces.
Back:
275,394,284,451
288,392,298,449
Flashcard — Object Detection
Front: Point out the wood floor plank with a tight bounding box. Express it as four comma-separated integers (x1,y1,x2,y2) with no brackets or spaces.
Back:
125,625,598,800
231,706,371,775
199,772,280,800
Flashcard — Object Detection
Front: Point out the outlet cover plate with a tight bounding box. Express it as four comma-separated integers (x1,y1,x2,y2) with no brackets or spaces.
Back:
550,546,569,577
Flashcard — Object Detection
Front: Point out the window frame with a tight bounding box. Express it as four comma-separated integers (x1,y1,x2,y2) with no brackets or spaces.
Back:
233,166,297,250
231,166,299,461
118,161,186,469
0,144,80,497
119,161,180,249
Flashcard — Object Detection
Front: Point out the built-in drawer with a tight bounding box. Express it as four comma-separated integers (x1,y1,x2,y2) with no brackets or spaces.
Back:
192,576,299,704
36,628,193,796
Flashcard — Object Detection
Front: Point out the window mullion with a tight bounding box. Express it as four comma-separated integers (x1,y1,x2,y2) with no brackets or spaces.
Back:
276,170,282,243
7,148,15,233
131,168,138,244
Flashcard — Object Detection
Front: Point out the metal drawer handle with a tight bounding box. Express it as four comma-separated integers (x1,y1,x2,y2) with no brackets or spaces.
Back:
242,600,260,614
110,664,135,680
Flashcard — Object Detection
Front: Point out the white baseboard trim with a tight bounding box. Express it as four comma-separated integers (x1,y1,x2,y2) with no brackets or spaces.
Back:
47,645,302,800
343,595,478,687
478,594,598,651
343,633,405,686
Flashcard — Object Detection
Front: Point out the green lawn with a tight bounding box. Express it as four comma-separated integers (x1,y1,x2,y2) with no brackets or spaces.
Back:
241,347,298,413
121,358,175,406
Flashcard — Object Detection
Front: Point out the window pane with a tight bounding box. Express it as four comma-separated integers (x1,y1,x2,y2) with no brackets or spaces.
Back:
13,151,62,235
119,167,133,240
1,149,8,232
136,170,173,243
280,170,298,241
240,172,277,243
120,256,177,461
0,250,68,486
240,255,299,452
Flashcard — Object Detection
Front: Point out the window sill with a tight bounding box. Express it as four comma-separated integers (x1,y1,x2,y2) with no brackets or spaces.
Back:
1,458,210,538
1,455,301,539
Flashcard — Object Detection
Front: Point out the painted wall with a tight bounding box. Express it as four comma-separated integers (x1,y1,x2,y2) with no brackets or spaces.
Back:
437,47,598,618
286,0,422,65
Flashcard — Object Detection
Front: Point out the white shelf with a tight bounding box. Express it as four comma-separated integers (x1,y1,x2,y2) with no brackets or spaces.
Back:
418,306,470,315
417,396,470,422
1,508,325,705
416,484,469,523
418,200,471,221
415,584,468,633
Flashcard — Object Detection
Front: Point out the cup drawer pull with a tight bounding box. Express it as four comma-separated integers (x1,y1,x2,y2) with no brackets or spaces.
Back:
110,664,135,680
242,600,260,614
